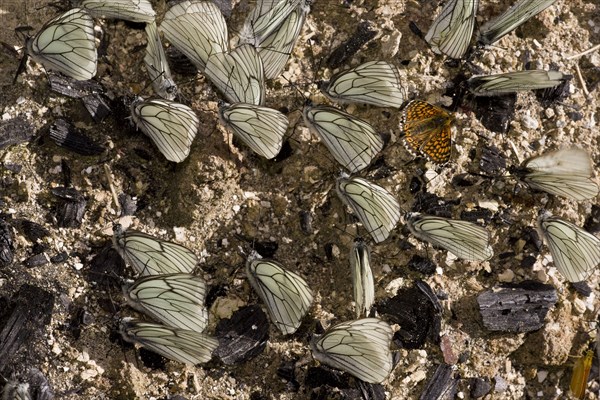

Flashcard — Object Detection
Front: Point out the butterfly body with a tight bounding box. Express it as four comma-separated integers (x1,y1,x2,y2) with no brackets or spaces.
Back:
400,100,453,165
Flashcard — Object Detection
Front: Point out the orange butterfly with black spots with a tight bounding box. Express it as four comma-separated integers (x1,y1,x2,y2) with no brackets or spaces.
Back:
399,100,454,165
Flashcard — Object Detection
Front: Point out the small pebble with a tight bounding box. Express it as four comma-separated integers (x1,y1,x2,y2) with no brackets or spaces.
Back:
498,269,515,282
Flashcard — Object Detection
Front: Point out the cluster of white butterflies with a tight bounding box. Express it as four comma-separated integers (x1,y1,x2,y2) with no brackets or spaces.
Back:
112,224,218,365
511,148,600,283
425,0,558,59
18,0,600,388
110,223,395,383
425,0,569,95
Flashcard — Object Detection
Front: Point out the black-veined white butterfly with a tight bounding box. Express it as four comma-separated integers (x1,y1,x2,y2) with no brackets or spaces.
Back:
119,317,218,365
336,175,401,243
144,21,178,101
81,0,156,23
478,0,558,45
467,70,569,96
130,97,199,162
241,0,311,79
239,0,302,45
406,213,494,261
349,238,374,319
320,61,406,108
246,256,313,335
112,224,198,276
311,318,394,384
218,102,288,159
303,105,384,173
509,148,599,201
424,0,479,59
537,210,600,282
23,8,97,81
205,44,266,105
160,0,228,71
124,273,208,332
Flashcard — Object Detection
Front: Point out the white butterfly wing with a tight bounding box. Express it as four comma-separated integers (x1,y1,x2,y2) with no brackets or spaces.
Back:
119,318,218,365
467,70,568,96
81,0,156,23
336,176,400,243
144,21,178,101
303,105,384,173
26,8,97,81
246,258,313,335
537,213,600,282
205,44,265,105
424,0,479,59
130,98,199,163
160,0,228,71
125,273,208,332
321,61,405,108
219,102,288,159
478,0,558,45
255,1,309,79
112,227,198,276
349,239,374,319
407,213,494,261
239,0,302,45
311,318,393,384
516,148,599,201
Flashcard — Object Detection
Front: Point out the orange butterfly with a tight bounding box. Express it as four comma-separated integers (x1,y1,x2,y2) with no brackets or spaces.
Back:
400,100,454,165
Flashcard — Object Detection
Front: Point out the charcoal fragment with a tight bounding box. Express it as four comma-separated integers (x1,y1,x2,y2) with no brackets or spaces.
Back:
0,218,14,267
277,359,300,392
139,347,167,370
460,209,493,224
24,253,49,268
0,284,55,371
61,159,72,187
584,204,600,234
82,93,112,122
451,173,477,187
254,240,278,258
118,193,137,216
214,305,269,364
478,145,507,176
51,187,86,228
471,93,516,134
419,363,458,400
470,377,492,398
1,368,54,400
477,281,557,332
357,380,386,400
411,192,457,217
535,75,570,107
48,72,103,98
13,219,49,242
305,366,352,389
326,21,378,69
299,211,313,235
571,281,592,297
0,116,35,150
48,119,104,156
50,251,68,264
407,255,436,275
376,280,441,348
86,245,126,288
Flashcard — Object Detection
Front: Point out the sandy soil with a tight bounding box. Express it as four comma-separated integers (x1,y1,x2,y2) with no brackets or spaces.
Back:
1,0,600,399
